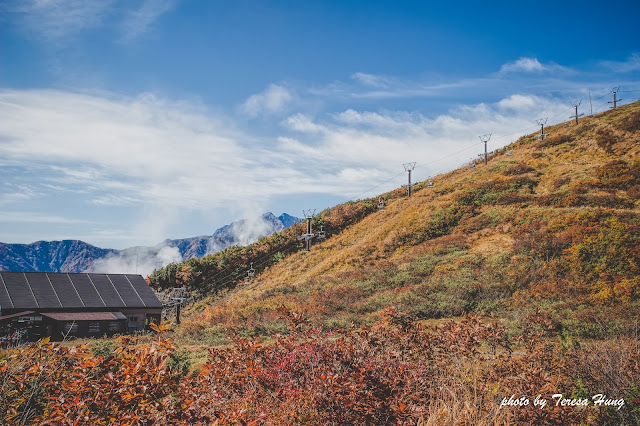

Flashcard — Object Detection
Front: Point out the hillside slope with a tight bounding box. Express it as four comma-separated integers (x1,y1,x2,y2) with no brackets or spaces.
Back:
170,102,640,339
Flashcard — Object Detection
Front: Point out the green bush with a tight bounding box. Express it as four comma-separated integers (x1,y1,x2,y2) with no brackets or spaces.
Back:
167,349,192,378
91,340,114,358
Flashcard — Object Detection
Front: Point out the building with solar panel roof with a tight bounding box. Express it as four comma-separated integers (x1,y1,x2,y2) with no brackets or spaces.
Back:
0,272,163,341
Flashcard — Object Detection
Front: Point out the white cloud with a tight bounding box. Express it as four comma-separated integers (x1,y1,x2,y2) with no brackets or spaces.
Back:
351,72,391,88
8,0,115,40
6,0,176,43
284,113,325,133
501,57,545,73
0,184,38,203
0,211,95,225
497,94,539,111
120,0,176,42
241,84,294,118
90,244,182,276
91,194,139,206
499,57,568,74
600,53,640,73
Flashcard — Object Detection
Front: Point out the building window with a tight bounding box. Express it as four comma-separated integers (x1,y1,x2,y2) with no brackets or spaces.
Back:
129,316,138,323
89,322,101,333
63,322,78,334
145,315,160,326
108,321,121,332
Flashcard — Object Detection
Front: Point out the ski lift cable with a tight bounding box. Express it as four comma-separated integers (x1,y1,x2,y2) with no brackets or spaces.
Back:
206,238,301,290
206,241,302,293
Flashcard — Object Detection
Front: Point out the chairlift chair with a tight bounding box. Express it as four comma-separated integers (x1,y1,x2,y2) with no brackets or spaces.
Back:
426,178,434,188
377,199,385,211
244,263,255,285
316,225,326,240
469,160,476,169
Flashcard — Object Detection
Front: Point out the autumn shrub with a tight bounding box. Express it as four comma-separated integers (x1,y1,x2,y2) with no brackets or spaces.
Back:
554,193,634,208
495,192,534,205
0,325,210,424
617,109,640,132
596,159,640,189
627,184,640,199
595,128,620,153
2,309,639,424
553,176,571,189
456,177,537,209
540,133,573,148
503,162,536,176
459,209,506,233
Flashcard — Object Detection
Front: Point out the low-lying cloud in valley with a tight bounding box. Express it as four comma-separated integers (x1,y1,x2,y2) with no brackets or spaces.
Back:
90,245,182,277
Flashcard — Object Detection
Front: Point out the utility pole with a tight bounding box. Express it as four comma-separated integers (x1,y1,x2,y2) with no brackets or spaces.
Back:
570,100,584,125
298,209,316,252
535,118,549,140
479,134,492,165
608,87,622,109
403,163,416,197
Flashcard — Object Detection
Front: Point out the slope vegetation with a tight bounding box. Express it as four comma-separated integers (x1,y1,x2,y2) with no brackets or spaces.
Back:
159,102,640,339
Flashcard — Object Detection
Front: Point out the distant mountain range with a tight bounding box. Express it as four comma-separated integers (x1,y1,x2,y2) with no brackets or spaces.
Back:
0,212,300,274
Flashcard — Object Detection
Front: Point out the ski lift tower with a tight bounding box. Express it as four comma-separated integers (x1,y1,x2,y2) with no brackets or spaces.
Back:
298,209,316,252
609,87,622,109
403,163,416,198
479,134,492,165
535,118,550,141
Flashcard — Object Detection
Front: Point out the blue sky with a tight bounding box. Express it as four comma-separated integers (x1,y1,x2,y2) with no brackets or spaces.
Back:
1,0,639,249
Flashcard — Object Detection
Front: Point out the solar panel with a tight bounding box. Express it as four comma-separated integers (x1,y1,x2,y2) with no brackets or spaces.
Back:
24,273,62,309
126,275,163,308
68,274,105,307
89,274,125,307
0,273,15,309
2,272,38,309
48,273,84,308
107,275,144,307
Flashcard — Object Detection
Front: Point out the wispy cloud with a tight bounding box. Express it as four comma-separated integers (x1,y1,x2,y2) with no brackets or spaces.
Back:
7,0,115,41
120,0,177,42
0,211,95,225
599,53,640,73
499,57,569,74
5,0,176,43
241,84,294,118
351,72,392,88
0,184,38,203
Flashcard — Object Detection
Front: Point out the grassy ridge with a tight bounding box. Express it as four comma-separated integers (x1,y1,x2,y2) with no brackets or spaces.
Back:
172,101,640,341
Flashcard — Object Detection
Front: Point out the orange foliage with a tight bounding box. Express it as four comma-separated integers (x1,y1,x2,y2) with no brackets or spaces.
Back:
2,310,639,424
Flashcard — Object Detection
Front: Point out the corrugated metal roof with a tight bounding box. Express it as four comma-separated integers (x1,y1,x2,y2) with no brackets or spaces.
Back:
41,312,127,321
0,311,36,321
0,272,163,310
